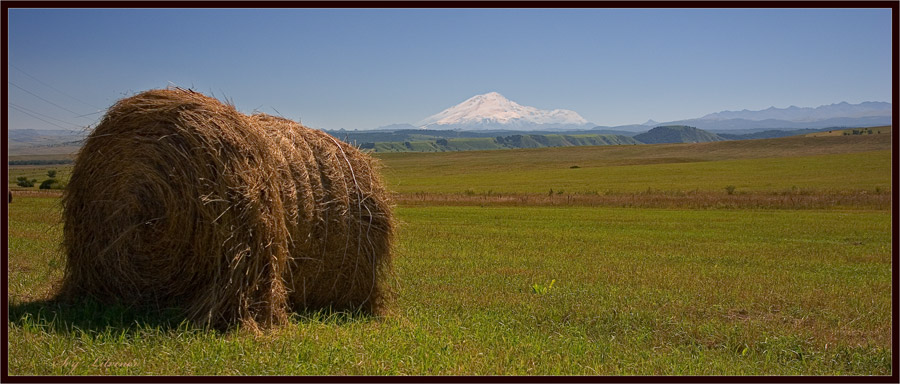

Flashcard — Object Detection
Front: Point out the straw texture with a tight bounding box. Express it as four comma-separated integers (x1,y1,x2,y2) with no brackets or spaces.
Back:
60,89,394,330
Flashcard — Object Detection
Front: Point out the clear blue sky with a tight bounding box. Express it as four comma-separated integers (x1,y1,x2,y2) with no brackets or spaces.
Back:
7,8,893,130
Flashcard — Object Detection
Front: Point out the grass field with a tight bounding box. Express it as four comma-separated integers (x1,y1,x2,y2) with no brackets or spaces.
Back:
383,150,890,194
6,133,894,376
376,134,891,211
803,126,892,138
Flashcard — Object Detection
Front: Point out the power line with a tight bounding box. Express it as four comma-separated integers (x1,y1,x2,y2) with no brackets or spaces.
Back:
8,80,91,118
8,63,103,110
73,110,106,118
8,102,83,128
8,104,73,130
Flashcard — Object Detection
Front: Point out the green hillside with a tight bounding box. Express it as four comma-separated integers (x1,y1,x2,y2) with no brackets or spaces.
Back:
633,125,725,144
370,134,639,153
368,126,728,153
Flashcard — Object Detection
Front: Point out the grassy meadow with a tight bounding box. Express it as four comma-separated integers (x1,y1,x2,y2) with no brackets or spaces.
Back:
6,132,894,376
378,134,891,195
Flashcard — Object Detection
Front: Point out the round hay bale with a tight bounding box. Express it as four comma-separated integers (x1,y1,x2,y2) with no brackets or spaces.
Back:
252,115,395,315
60,88,394,330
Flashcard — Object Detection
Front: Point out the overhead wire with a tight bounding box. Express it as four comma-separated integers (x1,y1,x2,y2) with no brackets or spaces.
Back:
8,103,74,130
8,80,90,117
7,101,84,128
8,63,104,110
7,69,106,131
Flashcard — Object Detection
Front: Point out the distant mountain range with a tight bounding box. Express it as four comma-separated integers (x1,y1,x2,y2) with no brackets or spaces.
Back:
391,93,891,132
607,102,892,132
7,95,892,156
9,124,891,157
699,101,891,122
8,129,86,153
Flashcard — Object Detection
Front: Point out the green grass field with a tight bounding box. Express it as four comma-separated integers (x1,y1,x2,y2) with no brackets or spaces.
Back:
6,133,893,376
377,134,891,195
383,150,890,195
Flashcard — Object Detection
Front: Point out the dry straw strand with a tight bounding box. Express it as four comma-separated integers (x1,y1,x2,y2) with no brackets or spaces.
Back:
60,88,394,331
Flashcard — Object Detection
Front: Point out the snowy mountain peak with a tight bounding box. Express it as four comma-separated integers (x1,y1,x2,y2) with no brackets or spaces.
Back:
418,92,590,130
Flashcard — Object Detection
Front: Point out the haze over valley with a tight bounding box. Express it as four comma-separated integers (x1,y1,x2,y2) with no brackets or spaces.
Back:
8,92,892,156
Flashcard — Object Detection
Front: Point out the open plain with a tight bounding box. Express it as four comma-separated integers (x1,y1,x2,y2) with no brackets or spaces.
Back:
6,132,893,375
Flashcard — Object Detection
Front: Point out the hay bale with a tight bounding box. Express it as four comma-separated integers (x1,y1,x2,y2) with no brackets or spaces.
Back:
60,88,394,330
252,115,395,315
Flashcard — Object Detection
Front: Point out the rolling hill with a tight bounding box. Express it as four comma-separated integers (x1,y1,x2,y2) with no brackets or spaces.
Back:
632,125,725,144
368,133,639,152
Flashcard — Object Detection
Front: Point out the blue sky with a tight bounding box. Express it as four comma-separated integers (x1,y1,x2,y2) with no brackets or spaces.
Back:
7,8,893,130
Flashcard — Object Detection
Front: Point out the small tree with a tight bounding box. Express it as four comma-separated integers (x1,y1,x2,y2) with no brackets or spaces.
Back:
39,179,57,190
16,177,34,188
47,170,57,179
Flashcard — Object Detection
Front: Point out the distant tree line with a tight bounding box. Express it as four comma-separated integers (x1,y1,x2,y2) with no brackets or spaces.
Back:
844,128,880,136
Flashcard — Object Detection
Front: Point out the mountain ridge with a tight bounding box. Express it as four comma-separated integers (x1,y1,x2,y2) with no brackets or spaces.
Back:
411,94,890,132
700,101,891,122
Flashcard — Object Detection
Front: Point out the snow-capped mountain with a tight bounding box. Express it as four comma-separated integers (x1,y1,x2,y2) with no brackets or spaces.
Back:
699,101,891,122
418,92,592,130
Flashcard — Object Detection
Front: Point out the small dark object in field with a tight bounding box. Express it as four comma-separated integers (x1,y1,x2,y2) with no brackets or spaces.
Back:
60,88,395,331
570,165,580,169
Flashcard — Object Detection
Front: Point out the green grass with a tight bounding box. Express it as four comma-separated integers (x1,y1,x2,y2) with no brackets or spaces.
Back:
7,134,893,376
376,134,891,195
8,166,71,191
383,150,890,195
7,197,892,375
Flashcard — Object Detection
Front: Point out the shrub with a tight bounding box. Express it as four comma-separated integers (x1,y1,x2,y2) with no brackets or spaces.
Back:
15,177,34,188
39,179,57,189
47,170,57,179
725,185,736,195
